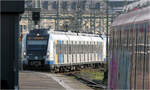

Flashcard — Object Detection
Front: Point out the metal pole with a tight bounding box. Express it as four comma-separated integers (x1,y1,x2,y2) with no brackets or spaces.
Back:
106,0,109,68
56,0,60,31
103,0,109,84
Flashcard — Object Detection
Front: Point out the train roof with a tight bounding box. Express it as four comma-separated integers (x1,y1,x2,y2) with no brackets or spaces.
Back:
49,30,100,37
49,31,105,42
112,6,150,27
28,29,49,35
123,0,150,12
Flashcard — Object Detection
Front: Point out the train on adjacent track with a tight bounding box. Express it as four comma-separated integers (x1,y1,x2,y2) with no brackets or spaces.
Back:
22,30,106,72
108,3,150,90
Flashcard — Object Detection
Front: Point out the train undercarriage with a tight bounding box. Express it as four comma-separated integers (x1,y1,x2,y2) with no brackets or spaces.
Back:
23,61,105,73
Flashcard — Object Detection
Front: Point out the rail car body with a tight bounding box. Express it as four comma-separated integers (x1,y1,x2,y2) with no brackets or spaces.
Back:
108,6,150,89
22,30,106,71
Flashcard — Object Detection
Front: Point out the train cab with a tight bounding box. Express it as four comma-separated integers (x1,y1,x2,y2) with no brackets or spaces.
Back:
23,29,49,68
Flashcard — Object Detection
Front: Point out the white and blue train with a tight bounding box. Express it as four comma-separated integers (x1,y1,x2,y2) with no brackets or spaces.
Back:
22,29,106,71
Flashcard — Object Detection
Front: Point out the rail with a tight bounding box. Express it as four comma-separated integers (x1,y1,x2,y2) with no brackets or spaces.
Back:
67,73,107,89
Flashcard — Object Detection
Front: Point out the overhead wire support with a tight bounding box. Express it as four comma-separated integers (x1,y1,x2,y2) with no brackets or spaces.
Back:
55,0,60,31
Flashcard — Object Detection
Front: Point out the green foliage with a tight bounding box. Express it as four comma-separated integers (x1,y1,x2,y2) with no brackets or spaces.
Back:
80,69,104,81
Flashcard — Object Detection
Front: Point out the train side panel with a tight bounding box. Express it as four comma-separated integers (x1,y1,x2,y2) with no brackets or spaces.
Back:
108,6,150,89
45,33,106,70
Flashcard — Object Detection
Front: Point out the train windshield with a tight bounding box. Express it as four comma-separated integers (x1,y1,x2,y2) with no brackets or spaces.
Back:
27,40,47,45
27,40,48,50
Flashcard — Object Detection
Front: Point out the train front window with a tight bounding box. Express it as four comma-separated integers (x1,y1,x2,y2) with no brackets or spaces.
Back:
27,40,48,51
27,40,47,45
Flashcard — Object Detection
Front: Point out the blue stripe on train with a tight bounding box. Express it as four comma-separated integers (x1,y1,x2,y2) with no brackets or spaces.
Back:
58,40,62,44
104,58,106,62
59,54,63,64
98,53,102,60
47,61,54,64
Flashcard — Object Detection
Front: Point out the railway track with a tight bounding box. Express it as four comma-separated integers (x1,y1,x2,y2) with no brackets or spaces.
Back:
66,73,107,90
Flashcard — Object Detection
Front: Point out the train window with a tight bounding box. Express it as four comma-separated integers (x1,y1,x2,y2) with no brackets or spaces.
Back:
83,41,85,53
71,41,73,53
92,41,94,53
77,41,79,53
78,41,80,53
93,41,95,53
88,41,90,53
95,41,97,52
84,41,86,52
90,41,92,53
81,41,83,53
79,41,81,53
74,41,76,53
66,40,68,54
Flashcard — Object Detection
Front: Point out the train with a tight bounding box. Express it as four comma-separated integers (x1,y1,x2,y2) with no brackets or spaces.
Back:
22,29,106,72
108,2,150,90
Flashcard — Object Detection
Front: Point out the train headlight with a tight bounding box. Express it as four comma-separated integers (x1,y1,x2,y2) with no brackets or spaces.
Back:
47,52,50,56
37,33,40,36
47,51,50,58
23,52,26,56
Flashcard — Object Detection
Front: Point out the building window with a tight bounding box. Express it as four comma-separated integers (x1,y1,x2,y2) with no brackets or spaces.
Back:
81,1,86,10
43,1,48,9
62,1,68,9
24,25,26,30
95,2,100,9
52,1,58,9
71,2,77,10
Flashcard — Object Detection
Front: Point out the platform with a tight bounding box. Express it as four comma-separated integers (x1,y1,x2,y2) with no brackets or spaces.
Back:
19,71,65,90
19,71,93,90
